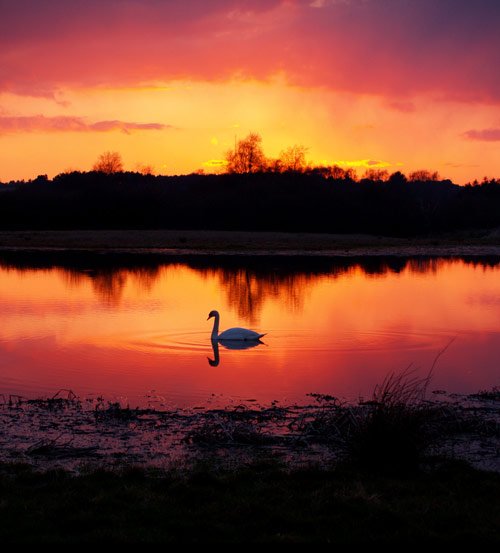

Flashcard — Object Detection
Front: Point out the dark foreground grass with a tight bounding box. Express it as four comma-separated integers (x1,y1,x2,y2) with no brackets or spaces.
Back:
0,460,499,543
1,371,498,542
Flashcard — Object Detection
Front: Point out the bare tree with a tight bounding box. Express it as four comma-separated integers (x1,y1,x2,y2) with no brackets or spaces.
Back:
93,151,124,174
266,158,283,173
363,168,389,181
344,167,357,181
320,165,357,180
278,144,308,172
408,169,440,182
134,162,154,175
225,133,266,174
329,165,348,179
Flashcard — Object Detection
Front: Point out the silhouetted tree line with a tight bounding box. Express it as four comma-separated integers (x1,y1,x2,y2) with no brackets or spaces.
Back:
1,169,500,235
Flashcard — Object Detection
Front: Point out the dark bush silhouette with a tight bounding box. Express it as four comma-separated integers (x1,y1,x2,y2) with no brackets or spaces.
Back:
1,169,499,235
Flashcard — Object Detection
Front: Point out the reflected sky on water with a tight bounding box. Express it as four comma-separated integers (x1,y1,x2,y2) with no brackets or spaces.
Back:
0,254,499,407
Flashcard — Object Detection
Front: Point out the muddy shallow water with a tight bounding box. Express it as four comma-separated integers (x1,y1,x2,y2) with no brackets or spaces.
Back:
1,390,498,474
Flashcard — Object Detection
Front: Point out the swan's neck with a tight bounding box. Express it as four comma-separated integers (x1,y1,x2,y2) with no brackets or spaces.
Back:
211,313,220,339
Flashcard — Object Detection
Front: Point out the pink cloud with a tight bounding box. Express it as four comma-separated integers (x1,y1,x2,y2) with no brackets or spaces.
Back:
385,100,417,113
1,1,499,104
464,128,500,141
0,115,169,134
88,120,168,134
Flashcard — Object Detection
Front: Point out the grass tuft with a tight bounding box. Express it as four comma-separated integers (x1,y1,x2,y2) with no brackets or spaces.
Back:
294,367,454,474
345,367,438,472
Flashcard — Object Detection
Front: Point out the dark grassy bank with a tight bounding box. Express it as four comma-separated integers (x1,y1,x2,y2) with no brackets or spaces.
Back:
0,460,499,543
1,365,498,543
2,171,500,235
1,228,500,254
1,380,499,542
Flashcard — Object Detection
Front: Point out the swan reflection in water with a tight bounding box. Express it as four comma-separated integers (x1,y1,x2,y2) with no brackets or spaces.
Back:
207,338,264,367
206,310,266,366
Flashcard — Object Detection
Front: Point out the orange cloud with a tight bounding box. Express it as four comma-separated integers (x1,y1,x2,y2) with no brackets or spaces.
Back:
335,159,393,169
203,159,228,168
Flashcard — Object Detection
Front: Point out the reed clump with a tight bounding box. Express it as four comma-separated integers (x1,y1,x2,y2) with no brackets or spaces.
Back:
344,369,443,472
293,368,449,473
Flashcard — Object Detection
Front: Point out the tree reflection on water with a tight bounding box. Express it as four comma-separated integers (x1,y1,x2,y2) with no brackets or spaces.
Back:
1,252,499,320
61,266,162,306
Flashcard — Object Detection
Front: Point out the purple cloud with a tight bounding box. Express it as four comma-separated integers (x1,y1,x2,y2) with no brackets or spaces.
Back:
464,128,500,142
89,120,168,134
0,115,170,134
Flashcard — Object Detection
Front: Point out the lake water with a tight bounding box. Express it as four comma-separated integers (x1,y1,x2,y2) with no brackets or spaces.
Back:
0,254,499,408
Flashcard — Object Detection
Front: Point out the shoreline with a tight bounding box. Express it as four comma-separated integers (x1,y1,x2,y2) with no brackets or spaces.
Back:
1,229,500,257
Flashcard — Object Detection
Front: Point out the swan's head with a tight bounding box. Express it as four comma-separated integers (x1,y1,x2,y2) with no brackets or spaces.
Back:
207,310,219,320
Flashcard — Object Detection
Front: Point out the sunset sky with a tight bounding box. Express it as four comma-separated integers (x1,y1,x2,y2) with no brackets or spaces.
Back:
1,0,499,183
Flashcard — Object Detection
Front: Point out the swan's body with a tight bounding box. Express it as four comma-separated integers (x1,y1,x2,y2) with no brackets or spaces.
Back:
207,310,266,341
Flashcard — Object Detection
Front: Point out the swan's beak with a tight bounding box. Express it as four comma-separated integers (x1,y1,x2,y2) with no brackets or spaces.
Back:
207,314,212,320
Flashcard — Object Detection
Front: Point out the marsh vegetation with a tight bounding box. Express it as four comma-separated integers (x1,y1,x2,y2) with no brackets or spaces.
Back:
0,377,499,543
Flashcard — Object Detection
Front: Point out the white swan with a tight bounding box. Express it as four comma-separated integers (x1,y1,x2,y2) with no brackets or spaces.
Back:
207,310,266,341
